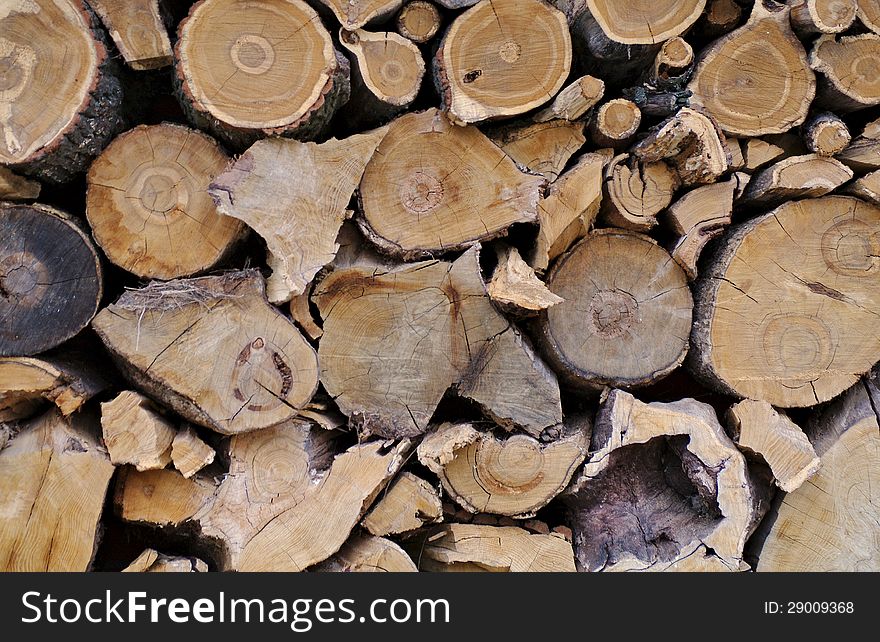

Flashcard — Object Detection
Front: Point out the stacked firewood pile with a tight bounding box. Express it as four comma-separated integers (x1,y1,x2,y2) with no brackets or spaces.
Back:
1,0,879,573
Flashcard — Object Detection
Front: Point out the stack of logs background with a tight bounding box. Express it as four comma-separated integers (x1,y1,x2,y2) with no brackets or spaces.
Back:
1,0,880,573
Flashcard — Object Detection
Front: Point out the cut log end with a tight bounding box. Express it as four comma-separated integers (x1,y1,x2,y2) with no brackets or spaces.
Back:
601,154,679,231
396,1,442,43
590,99,642,148
810,34,880,112
88,0,173,70
791,0,858,34
586,0,706,45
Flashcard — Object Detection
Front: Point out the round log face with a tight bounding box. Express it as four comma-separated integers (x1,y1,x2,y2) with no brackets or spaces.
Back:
0,0,99,165
587,0,707,44
540,230,693,389
0,204,102,357
695,196,880,407
813,34,880,109
87,124,245,279
176,0,335,130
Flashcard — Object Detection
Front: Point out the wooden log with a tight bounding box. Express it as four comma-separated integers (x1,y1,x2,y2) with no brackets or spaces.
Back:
417,421,589,518
529,151,606,273
0,351,109,421
415,524,576,571
688,3,815,136
695,0,742,39
434,0,572,124
396,1,442,44
358,109,542,259
486,119,586,182
317,0,403,29
724,137,745,171
631,107,729,187
0,167,40,201
174,0,350,150
845,169,880,206
87,0,173,70
600,154,679,231
790,0,857,34
726,400,820,493
810,34,880,112
532,75,605,123
101,390,176,471
170,426,215,478
487,245,563,315
753,379,880,571
690,195,880,407
91,271,319,435
209,127,387,304
0,410,113,571
0,0,123,183
115,466,215,526
566,390,756,572
740,153,853,206
836,116,880,171
648,37,694,88
87,123,245,280
317,534,418,572
589,99,641,148
0,203,103,357
314,247,562,438
742,137,786,171
584,0,706,45
537,230,693,391
363,471,442,536
857,0,880,33
338,29,425,130
122,549,209,573
802,112,851,156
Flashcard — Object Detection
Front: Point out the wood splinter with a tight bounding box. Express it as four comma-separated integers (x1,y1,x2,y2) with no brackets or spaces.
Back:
101,390,176,472
488,246,563,316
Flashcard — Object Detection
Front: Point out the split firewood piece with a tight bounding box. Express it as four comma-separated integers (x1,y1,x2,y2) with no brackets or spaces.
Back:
600,154,679,231
740,154,853,206
742,138,786,171
396,1,442,44
487,119,586,182
726,400,820,493
174,0,350,149
87,0,172,70
101,390,175,471
358,109,542,258
317,0,403,29
688,3,815,136
584,0,706,44
529,151,605,273
802,112,851,156
363,472,442,536
533,75,605,123
317,534,418,572
170,426,215,478
314,247,561,438
289,286,323,341
339,29,425,130
724,137,745,170
434,0,572,124
0,0,123,183
858,0,880,33
697,0,742,38
810,34,880,112
790,0,857,34
92,271,319,435
416,524,576,572
209,128,387,304
115,467,216,526
538,230,692,392
631,107,729,186
87,123,245,280
122,549,209,573
0,410,113,571
0,352,109,421
837,117,880,171
566,391,756,572
418,421,589,518
691,195,880,407
0,203,103,357
753,379,880,571
0,167,40,201
488,246,563,315
845,169,880,206
589,99,641,148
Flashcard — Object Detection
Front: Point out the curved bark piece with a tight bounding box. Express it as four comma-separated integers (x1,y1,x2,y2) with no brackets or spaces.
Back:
690,195,880,408
363,471,442,536
790,0,857,34
488,245,563,315
688,3,815,136
803,112,851,156
87,0,173,70
318,0,403,29
0,0,123,183
0,410,113,571
487,119,586,182
317,534,418,572
0,203,103,357
585,0,706,45
418,421,589,518
589,99,641,148
837,116,880,171
434,0,572,124
87,123,245,280
209,127,388,304
174,0,349,149
753,379,880,571
740,153,852,207
123,549,208,573
600,154,679,231
101,390,175,471
533,75,605,123
397,1,442,43
92,270,319,435
171,426,215,478
0,167,40,201
810,34,880,112
358,109,542,259
566,390,756,572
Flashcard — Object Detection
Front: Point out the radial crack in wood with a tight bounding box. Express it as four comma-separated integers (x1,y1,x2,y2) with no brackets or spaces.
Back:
486,119,586,182
600,154,679,231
